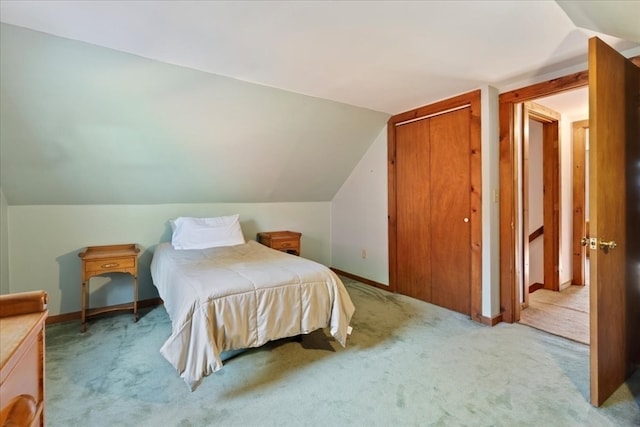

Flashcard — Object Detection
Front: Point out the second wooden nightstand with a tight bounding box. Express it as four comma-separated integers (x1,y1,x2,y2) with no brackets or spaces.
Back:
78,243,140,332
257,231,301,256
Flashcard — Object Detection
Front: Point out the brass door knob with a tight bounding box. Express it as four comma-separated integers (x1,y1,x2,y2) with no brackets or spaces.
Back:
599,240,617,252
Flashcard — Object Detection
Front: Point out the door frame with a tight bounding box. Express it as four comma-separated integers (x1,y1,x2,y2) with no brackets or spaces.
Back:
388,90,483,323
572,119,589,287
499,71,588,323
500,57,640,323
521,101,561,306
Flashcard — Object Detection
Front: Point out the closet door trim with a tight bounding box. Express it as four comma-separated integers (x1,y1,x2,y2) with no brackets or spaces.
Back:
394,104,470,126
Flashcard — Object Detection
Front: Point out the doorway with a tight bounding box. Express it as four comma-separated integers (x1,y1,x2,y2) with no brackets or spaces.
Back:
498,71,588,324
521,101,561,300
515,90,590,345
500,39,640,407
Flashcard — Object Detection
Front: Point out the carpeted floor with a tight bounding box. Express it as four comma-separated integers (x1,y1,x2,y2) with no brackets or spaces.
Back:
45,278,639,426
519,285,589,344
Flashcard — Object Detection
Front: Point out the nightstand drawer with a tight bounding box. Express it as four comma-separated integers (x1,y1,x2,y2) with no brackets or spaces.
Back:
270,240,297,250
85,257,135,273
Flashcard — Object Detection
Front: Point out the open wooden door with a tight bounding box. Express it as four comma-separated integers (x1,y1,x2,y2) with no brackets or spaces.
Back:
588,37,640,406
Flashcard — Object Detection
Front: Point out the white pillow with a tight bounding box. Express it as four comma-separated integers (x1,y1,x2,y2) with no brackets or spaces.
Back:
170,214,245,250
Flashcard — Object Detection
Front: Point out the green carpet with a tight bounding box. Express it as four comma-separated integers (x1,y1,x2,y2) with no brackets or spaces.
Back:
45,278,640,426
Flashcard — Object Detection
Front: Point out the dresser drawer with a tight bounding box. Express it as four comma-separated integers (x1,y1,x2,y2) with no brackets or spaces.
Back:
85,257,135,273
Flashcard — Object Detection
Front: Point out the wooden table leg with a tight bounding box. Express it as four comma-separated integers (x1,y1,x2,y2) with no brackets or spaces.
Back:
81,280,87,333
133,276,138,323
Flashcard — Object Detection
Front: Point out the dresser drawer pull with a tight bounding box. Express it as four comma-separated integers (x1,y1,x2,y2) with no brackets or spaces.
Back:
101,263,119,268
281,242,291,247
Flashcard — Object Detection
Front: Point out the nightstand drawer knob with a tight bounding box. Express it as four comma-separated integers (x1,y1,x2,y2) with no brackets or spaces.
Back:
101,263,119,268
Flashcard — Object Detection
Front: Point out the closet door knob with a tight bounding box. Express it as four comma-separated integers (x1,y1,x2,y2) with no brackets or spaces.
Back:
463,217,469,223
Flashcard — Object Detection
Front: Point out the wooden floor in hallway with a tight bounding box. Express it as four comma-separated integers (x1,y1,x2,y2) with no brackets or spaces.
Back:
519,285,589,345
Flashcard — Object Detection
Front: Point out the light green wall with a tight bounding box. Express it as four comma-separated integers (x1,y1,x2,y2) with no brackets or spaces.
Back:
0,23,387,206
0,187,8,294
8,202,330,316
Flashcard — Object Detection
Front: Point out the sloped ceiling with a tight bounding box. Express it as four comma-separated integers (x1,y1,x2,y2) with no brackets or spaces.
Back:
557,0,640,43
0,24,388,205
1,1,639,205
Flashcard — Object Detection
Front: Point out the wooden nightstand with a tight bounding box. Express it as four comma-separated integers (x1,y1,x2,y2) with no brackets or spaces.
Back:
257,231,301,256
78,244,140,332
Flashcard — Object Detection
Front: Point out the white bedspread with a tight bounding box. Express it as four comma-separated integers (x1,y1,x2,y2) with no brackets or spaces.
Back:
150,241,355,390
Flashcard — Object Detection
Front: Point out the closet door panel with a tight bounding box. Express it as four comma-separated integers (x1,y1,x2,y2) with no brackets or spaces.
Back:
395,119,432,301
430,108,471,315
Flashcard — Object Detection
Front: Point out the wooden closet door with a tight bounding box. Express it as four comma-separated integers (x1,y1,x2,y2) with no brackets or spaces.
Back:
395,119,432,302
430,108,471,315
394,107,471,314
389,90,480,320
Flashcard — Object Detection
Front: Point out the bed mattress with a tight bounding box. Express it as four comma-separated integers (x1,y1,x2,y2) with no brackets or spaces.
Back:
150,240,355,390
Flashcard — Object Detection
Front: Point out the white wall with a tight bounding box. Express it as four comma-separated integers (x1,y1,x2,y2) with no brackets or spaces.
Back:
528,120,544,286
8,202,330,316
0,187,8,294
528,120,544,231
331,126,389,285
481,86,501,318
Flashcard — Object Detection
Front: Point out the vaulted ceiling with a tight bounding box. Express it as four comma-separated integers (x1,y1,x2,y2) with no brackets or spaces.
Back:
1,1,638,205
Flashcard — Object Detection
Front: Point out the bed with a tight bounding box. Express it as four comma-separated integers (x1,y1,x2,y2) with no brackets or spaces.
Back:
150,237,355,390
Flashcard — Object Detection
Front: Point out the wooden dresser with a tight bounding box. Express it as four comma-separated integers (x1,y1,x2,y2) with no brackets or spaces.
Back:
0,291,48,427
